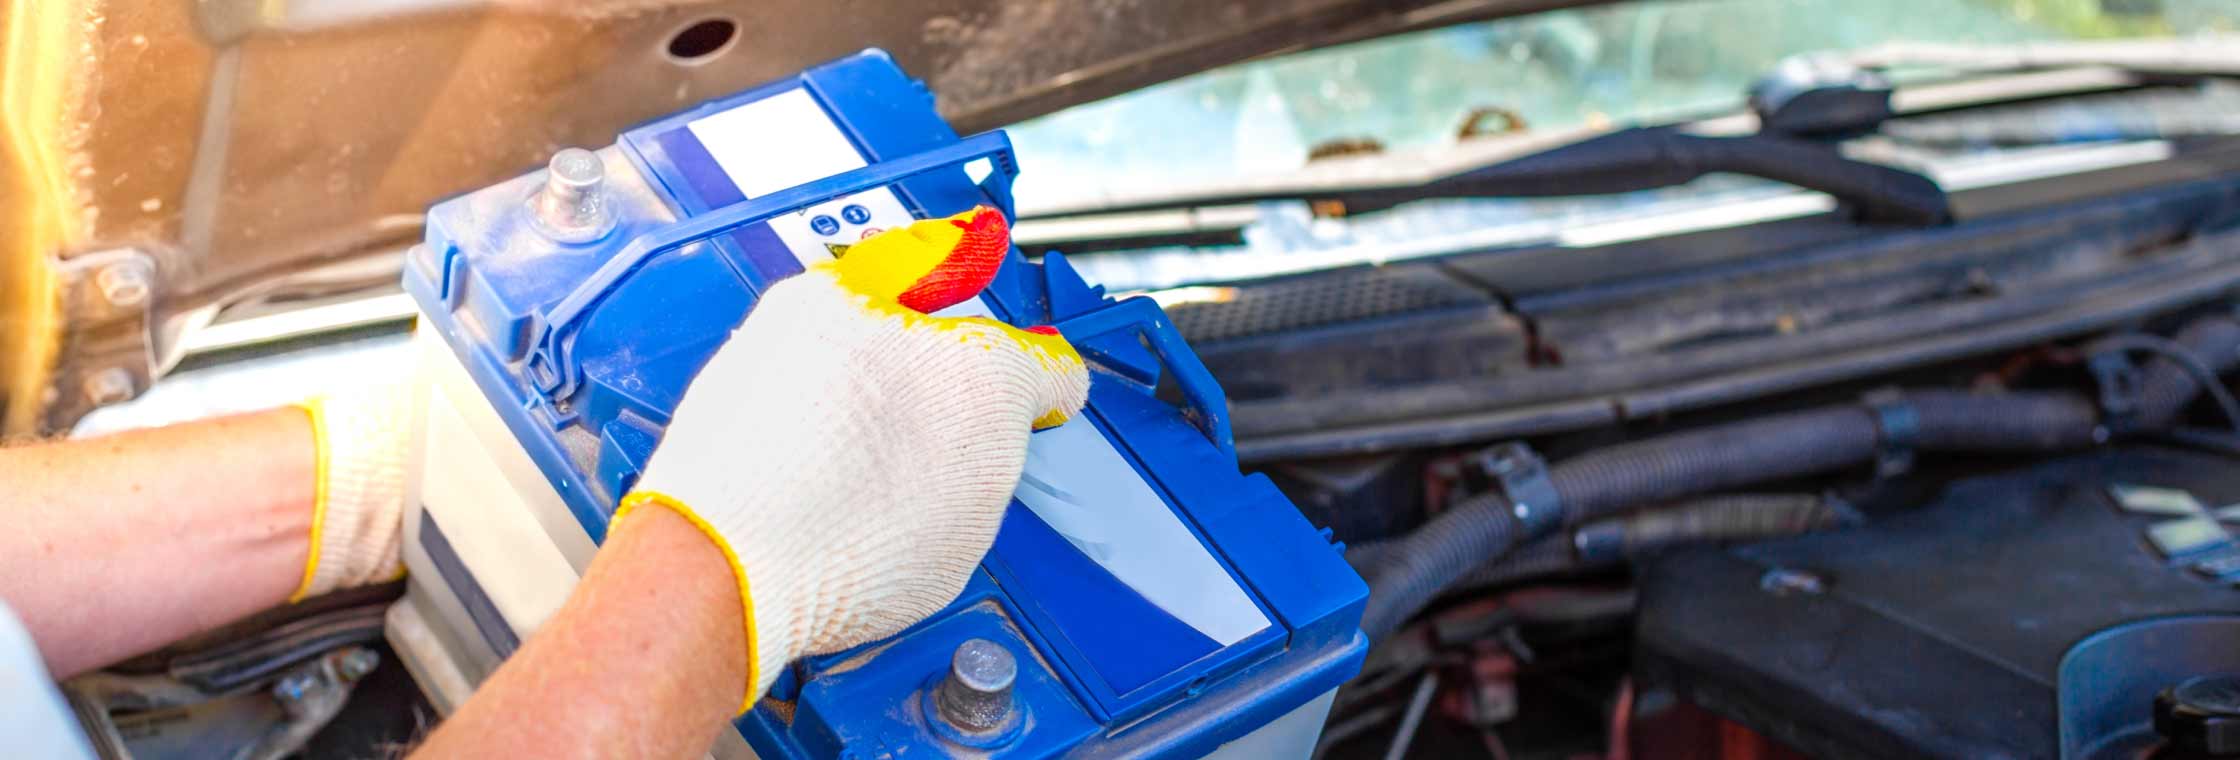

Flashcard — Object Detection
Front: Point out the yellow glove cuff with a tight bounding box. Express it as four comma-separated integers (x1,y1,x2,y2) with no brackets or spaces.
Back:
287,398,333,604
287,382,410,603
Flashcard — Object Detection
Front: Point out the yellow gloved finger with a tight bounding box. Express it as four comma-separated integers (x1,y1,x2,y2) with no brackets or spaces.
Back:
936,317,1092,430
808,205,1092,429
801,205,1088,428
823,205,1009,312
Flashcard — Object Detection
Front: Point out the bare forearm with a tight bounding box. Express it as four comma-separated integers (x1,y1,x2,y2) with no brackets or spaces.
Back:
0,408,314,677
414,506,747,759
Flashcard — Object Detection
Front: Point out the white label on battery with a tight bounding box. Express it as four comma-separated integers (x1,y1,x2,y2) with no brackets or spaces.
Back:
894,273,1269,645
1013,421,1272,646
931,295,1266,644
688,88,917,270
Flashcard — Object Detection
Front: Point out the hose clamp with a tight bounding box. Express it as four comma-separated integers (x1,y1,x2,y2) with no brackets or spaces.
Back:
1862,388,1918,478
1475,442,1564,540
2088,350,2144,434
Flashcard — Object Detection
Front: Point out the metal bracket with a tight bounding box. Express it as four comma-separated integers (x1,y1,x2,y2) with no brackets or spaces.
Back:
1862,388,1919,479
2089,349,2145,435
67,646,379,760
47,249,161,433
1474,442,1564,540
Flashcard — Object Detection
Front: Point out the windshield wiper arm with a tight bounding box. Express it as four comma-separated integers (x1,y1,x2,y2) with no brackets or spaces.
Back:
1023,126,1951,227
1323,126,1951,226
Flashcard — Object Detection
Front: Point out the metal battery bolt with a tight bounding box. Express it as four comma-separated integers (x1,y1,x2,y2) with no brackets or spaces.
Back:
935,638,1017,733
81,368,135,407
337,648,380,681
94,262,150,308
531,148,612,243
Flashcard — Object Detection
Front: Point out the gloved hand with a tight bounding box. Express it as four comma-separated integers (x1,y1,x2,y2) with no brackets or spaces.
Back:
618,206,1090,710
289,381,412,602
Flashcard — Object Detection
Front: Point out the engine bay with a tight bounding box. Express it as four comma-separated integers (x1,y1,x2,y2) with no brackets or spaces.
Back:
29,4,2240,758
1167,74,2240,760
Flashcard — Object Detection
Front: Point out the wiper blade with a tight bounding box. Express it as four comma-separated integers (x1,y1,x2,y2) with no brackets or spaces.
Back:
1022,127,1952,228
1034,42,2240,230
1327,127,1951,226
1746,36,2240,139
1016,38,2240,227
1846,35,2240,78
1882,79,2240,147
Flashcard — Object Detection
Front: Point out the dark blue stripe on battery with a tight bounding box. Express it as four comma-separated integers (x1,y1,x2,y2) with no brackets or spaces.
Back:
418,509,521,658
990,501,1223,695
652,127,805,282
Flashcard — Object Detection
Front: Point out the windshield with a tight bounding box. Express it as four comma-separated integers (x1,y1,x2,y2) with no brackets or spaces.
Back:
1005,0,2240,211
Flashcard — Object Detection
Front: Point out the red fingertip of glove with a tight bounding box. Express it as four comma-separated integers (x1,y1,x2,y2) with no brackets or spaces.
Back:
896,206,1009,313
1023,325,1060,336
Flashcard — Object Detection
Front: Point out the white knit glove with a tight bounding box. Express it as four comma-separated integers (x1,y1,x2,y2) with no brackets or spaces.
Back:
288,381,411,601
617,207,1090,711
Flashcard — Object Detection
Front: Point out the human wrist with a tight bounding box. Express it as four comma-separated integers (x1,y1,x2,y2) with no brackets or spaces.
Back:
611,491,797,711
597,501,752,710
418,501,751,758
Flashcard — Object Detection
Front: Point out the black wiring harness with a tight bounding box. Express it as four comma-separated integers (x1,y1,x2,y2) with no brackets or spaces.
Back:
1351,314,2240,641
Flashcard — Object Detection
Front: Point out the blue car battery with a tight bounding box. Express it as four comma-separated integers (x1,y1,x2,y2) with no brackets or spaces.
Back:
385,49,1367,758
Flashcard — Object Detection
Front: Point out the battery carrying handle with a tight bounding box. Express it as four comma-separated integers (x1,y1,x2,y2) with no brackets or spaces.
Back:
525,131,1022,404
1053,297,1237,462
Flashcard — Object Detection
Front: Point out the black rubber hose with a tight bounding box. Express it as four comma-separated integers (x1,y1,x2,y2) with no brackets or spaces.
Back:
1349,493,1847,594
1356,315,2240,641
1598,492,1852,553
1444,495,1842,591
1356,491,1525,641
1360,408,1882,641
1905,390,2102,451
2095,334,2240,432
1548,406,1881,524
2139,317,2240,426
1452,535,1578,587
1355,491,1849,638
1349,518,1554,578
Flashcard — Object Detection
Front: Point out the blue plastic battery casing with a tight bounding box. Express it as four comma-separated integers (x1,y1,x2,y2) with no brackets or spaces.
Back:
400,49,1366,758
